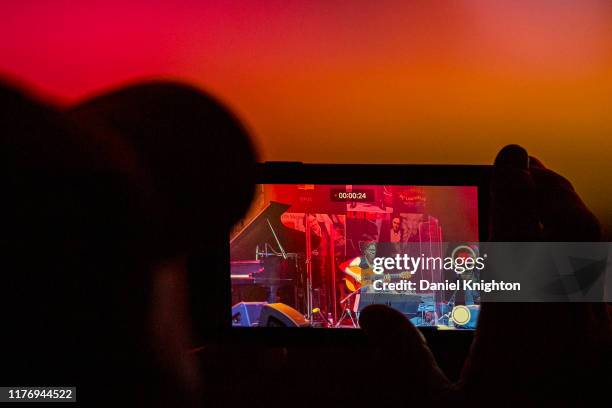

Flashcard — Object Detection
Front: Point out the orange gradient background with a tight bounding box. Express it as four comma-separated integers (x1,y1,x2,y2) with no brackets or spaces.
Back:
1,1,611,235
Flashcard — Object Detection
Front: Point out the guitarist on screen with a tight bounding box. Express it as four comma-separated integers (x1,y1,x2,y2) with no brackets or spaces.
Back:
339,241,412,294
337,241,412,320
340,241,379,293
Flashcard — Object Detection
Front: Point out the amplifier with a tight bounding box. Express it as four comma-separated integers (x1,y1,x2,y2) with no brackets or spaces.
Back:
231,301,267,327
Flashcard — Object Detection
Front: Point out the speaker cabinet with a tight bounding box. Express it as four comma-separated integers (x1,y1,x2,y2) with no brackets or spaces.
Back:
231,301,267,327
258,303,310,328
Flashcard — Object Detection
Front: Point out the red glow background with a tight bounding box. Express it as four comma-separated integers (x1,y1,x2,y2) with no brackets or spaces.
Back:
1,1,611,234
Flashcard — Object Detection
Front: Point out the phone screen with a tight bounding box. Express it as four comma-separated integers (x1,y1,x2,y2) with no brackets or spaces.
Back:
230,184,480,329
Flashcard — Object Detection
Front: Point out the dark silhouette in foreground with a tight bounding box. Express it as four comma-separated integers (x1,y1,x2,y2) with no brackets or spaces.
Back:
359,145,612,406
3,76,609,406
69,81,258,406
2,79,257,406
1,81,156,405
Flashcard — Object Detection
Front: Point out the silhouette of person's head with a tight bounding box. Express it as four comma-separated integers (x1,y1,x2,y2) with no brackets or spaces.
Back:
69,81,257,259
69,81,258,404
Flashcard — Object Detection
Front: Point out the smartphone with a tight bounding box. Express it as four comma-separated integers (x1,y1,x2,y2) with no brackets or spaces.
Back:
226,162,490,342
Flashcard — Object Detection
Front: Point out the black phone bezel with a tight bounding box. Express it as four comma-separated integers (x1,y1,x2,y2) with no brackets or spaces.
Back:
206,162,490,346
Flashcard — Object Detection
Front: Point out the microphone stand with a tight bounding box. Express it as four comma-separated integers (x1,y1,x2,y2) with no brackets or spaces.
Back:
440,286,459,326
334,288,360,328
304,214,313,321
